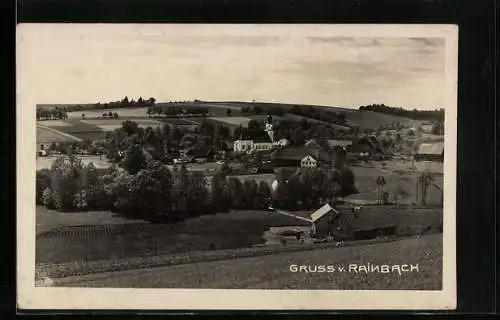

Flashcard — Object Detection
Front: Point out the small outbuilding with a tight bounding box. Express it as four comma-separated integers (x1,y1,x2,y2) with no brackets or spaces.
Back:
310,203,340,237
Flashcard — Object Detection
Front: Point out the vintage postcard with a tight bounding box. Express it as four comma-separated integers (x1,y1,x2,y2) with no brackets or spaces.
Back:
17,24,457,310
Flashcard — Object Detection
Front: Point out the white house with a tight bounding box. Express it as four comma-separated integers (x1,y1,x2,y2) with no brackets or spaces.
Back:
253,142,274,152
233,140,254,153
300,155,318,168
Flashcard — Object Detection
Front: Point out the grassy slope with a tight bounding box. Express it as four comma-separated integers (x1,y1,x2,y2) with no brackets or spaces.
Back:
58,233,442,290
36,210,310,264
351,163,443,206
207,101,420,130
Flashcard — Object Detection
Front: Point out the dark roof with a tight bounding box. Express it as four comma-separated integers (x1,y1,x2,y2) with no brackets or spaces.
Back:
354,136,382,151
271,146,332,162
253,136,273,143
328,140,353,148
185,146,213,158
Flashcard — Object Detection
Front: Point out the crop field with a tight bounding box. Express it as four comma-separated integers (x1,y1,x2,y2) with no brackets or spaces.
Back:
37,120,73,127
40,120,106,141
82,119,163,131
208,116,252,127
344,110,422,130
66,107,149,120
36,209,309,264
36,206,145,235
283,113,351,130
37,126,80,144
158,118,200,126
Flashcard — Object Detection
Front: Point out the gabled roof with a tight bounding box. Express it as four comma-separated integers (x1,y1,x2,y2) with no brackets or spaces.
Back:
310,203,339,222
271,147,332,162
417,142,444,155
301,155,317,162
305,139,323,150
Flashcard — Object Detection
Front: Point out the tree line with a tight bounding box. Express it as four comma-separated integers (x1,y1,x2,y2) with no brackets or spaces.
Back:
36,107,68,121
146,105,210,117
241,105,286,117
358,104,445,121
58,96,157,112
36,155,358,222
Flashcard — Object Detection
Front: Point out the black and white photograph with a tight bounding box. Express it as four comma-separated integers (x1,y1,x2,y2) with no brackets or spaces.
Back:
17,24,457,310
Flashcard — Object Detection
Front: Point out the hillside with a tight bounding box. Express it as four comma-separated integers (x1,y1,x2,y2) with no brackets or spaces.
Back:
205,101,421,130
37,100,422,131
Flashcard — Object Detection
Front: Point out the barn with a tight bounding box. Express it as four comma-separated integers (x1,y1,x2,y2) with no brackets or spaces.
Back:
414,142,444,162
310,203,340,237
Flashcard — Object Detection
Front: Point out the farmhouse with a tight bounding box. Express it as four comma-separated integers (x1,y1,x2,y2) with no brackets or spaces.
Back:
414,142,444,162
270,146,333,168
350,135,383,156
300,155,318,168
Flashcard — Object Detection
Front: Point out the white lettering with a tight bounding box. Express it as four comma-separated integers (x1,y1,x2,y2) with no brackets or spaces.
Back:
349,264,358,273
392,265,402,275
358,265,368,274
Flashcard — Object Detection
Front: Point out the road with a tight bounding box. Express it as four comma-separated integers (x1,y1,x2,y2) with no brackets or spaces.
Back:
51,234,442,290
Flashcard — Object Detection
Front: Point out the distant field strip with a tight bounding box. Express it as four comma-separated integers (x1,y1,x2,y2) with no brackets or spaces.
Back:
209,116,251,127
66,107,149,119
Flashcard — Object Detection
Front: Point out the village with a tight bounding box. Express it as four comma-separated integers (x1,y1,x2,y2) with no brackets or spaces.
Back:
35,100,444,256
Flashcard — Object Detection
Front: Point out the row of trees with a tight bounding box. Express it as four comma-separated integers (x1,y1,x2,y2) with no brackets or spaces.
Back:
101,119,234,165
63,96,157,112
36,155,358,221
36,157,211,221
431,121,445,135
36,107,68,121
146,105,212,117
358,104,445,121
272,167,357,210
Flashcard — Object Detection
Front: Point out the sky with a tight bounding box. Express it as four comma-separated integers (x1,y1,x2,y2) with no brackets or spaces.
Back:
18,24,446,110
